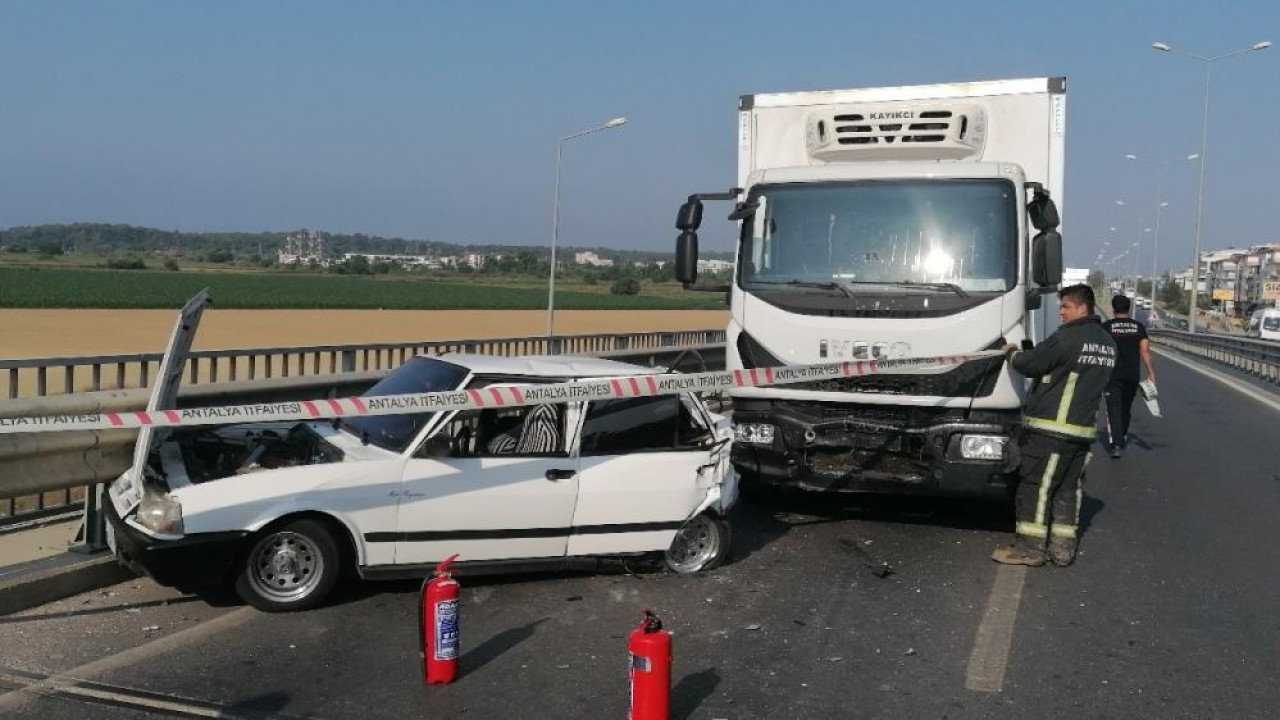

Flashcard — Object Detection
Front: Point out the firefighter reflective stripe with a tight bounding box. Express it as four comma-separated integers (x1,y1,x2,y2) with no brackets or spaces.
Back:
1075,454,1091,524
1056,372,1080,423
1050,524,1077,539
1016,521,1048,538
1024,416,1096,440
1034,453,1060,526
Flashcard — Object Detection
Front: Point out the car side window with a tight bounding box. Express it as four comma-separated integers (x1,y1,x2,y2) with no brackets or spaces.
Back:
580,395,709,456
416,404,569,459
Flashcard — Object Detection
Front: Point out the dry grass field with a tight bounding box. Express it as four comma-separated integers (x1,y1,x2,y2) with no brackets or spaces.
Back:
0,309,729,359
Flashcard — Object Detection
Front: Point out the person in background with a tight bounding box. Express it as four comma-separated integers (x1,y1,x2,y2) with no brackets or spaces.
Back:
993,285,1116,567
1102,295,1157,459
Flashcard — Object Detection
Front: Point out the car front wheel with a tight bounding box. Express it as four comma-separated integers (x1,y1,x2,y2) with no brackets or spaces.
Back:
234,519,341,612
664,513,730,574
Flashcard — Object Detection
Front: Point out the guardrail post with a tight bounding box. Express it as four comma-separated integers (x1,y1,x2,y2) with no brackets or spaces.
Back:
337,350,355,373
69,484,107,554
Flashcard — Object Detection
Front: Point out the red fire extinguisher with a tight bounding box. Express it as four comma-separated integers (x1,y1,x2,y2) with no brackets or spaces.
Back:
420,554,460,685
628,609,672,720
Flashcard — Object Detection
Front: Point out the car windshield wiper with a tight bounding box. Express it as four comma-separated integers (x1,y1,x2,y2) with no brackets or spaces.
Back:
748,279,855,298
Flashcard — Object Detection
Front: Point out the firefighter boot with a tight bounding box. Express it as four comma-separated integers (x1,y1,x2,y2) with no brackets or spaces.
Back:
991,542,1047,567
1048,537,1078,567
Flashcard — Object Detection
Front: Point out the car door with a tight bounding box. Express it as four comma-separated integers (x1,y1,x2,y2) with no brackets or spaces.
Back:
392,401,580,566
568,393,717,557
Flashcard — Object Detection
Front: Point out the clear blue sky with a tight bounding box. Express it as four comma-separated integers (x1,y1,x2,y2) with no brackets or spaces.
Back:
1,1,1276,271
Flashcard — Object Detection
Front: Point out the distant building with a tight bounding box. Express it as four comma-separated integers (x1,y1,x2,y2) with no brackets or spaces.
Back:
278,231,328,266
697,259,734,273
574,251,614,267
342,253,434,268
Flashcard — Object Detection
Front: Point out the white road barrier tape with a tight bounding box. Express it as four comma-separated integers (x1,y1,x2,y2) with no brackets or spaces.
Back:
0,351,1003,435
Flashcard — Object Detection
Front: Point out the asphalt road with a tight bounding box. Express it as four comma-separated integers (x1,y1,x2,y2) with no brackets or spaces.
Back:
1,354,1277,719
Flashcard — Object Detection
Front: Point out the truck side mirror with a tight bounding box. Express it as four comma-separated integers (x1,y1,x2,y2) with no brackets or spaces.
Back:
675,230,699,285
676,199,704,231
1032,230,1063,287
1027,192,1059,231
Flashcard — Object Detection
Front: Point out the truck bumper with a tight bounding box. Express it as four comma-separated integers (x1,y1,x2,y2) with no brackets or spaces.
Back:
731,401,1018,498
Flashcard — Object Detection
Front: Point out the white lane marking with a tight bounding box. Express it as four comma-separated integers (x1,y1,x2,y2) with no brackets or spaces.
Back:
0,606,256,713
965,564,1028,693
1153,348,1280,414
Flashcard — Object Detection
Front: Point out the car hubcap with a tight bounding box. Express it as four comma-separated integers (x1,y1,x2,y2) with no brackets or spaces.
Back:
666,515,720,573
248,531,323,602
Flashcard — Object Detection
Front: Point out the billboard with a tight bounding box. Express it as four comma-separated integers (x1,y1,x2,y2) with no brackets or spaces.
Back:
1263,281,1280,301
1211,288,1235,301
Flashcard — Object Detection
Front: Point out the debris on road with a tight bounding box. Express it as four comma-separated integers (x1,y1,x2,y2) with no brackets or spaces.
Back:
744,623,762,632
837,537,894,577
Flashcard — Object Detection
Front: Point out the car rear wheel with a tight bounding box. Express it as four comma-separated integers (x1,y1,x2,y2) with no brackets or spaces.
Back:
234,519,340,612
664,513,730,574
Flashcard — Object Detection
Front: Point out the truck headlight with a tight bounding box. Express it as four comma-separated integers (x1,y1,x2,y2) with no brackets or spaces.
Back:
959,434,1007,461
734,423,776,445
136,486,184,535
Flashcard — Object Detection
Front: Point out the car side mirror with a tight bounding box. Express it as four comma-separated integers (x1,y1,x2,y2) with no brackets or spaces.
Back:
676,230,698,285
1032,230,1063,287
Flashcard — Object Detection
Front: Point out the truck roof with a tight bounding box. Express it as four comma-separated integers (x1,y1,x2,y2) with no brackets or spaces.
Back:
749,161,1018,186
741,77,1064,110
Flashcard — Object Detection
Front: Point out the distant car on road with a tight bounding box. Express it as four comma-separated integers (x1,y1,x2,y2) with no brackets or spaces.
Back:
1246,307,1280,341
106,354,737,611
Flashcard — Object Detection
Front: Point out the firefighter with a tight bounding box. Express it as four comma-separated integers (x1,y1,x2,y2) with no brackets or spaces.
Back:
1102,294,1157,458
993,284,1116,567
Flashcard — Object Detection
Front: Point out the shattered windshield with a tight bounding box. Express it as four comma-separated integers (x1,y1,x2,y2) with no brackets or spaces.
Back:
739,179,1018,294
342,357,470,452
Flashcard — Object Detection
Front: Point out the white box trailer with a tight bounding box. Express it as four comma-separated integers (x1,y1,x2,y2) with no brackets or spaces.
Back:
674,77,1069,497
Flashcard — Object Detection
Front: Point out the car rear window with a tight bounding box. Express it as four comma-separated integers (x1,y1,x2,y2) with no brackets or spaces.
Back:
580,395,707,455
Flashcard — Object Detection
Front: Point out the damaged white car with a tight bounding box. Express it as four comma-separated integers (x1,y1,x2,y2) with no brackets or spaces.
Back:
106,348,737,612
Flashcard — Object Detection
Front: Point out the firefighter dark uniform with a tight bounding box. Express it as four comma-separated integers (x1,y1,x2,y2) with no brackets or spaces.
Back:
1005,316,1115,564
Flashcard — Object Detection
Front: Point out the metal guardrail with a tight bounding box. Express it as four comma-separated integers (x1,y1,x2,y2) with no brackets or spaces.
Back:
1,330,725,400
0,330,726,530
1149,329,1280,386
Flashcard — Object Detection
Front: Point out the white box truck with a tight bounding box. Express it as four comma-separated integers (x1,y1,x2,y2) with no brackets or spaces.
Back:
674,77,1067,497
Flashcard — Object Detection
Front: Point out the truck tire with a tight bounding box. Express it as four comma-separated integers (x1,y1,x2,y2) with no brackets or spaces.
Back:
234,519,341,612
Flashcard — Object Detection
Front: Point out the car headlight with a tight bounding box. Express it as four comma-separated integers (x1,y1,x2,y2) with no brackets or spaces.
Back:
136,485,184,535
959,434,1007,461
734,423,776,445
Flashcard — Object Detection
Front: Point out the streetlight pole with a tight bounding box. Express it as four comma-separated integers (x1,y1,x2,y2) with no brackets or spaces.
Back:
1124,153,1197,302
547,117,628,337
1153,39,1271,332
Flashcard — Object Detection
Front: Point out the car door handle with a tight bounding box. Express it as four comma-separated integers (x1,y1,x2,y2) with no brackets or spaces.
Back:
545,469,577,481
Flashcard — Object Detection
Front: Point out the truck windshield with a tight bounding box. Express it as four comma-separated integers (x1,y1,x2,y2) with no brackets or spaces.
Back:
739,179,1018,294
340,357,470,452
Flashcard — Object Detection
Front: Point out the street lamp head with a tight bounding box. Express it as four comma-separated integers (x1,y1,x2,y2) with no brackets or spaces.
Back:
1253,41,1272,51
1153,42,1173,52
604,117,628,129
1125,154,1139,161
1115,200,1125,205
1186,153,1200,161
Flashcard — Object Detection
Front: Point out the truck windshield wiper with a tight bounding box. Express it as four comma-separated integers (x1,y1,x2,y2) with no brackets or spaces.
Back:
888,281,970,298
749,279,856,299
